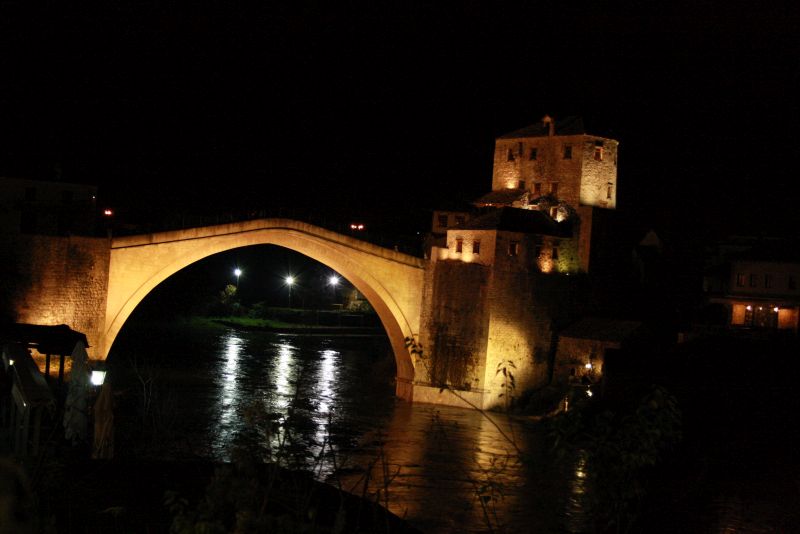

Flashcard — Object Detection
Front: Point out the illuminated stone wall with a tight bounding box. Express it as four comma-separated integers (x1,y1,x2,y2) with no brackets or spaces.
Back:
491,134,618,210
8,234,111,353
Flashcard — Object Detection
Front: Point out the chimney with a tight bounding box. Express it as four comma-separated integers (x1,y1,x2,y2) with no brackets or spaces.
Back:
542,115,555,136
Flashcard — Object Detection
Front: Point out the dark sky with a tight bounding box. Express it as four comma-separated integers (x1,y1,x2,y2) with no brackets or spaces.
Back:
1,1,798,238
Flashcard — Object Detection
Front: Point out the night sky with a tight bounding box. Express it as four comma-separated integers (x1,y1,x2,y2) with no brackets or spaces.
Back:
1,2,798,239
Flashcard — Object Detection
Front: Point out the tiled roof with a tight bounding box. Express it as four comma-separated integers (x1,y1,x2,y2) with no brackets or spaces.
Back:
498,116,586,139
461,207,570,236
473,189,527,206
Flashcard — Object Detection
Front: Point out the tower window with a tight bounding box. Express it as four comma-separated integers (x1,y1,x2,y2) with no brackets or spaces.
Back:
507,148,515,162
533,182,542,195
550,182,559,196
529,147,538,160
437,215,448,228
594,147,604,161
473,240,481,254
456,239,463,253
607,184,613,200
508,241,519,256
563,145,572,159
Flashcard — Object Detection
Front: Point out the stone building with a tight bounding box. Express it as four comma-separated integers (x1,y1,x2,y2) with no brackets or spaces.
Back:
417,116,622,408
0,177,98,236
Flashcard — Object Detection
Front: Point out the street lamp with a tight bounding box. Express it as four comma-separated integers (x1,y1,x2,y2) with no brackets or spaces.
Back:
328,274,340,304
234,267,242,288
285,275,295,307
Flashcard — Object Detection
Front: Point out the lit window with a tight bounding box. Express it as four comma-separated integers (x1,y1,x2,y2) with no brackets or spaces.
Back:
456,239,463,253
508,241,519,256
750,274,758,287
437,215,448,228
507,148,515,162
550,182,559,196
736,273,745,287
563,145,572,159
533,182,542,195
594,147,603,161
529,147,538,160
549,206,559,219
473,240,481,254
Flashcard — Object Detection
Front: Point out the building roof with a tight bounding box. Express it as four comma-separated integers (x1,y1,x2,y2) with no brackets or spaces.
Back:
497,116,586,139
460,207,570,236
559,317,643,343
0,323,90,354
473,188,527,206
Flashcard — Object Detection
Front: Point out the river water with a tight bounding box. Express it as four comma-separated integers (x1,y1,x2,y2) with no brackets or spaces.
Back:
108,322,591,533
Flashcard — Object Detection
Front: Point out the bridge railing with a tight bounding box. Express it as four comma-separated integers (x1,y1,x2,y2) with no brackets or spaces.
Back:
105,206,427,258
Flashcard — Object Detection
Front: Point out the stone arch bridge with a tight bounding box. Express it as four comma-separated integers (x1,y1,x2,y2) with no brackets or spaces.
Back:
103,219,424,401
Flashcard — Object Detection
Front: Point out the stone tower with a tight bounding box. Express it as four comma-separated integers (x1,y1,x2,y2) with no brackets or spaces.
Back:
478,115,619,212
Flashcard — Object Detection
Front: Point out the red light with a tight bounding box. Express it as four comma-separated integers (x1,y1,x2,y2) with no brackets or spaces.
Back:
103,209,113,216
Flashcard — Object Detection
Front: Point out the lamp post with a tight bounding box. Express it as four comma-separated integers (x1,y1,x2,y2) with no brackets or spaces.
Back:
234,267,242,289
285,275,295,307
328,274,340,303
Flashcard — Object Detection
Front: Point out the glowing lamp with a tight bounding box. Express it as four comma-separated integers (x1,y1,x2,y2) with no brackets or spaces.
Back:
774,306,780,312
103,209,113,216
746,305,752,311
584,362,593,370
586,389,593,397
285,275,295,286
90,370,107,386
234,268,242,278
328,275,340,287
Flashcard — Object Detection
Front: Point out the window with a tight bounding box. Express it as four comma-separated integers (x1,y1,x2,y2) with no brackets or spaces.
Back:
506,148,515,162
455,239,463,253
551,241,560,260
535,246,542,257
437,215,448,228
549,206,559,219
736,273,746,287
550,182,559,195
455,215,466,226
533,182,542,195
563,145,572,159
594,147,603,161
529,147,538,160
750,274,758,287
518,180,525,189
765,274,773,288
473,240,481,254
508,241,519,256
607,184,613,200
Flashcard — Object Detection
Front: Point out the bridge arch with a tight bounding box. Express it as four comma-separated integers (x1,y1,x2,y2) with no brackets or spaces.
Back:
102,219,425,400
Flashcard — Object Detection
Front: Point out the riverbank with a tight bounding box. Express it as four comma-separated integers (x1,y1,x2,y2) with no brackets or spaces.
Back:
190,315,386,336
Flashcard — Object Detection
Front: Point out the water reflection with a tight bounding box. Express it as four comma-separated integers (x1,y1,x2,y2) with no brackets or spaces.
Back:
273,342,295,410
220,332,244,428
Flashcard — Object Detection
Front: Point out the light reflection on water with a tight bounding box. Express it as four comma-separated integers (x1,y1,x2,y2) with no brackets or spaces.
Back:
118,327,593,533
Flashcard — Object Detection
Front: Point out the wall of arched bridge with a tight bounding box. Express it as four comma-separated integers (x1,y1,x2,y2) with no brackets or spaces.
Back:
102,219,425,400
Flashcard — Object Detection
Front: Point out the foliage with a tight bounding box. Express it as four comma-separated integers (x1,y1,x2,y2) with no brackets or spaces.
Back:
549,385,682,532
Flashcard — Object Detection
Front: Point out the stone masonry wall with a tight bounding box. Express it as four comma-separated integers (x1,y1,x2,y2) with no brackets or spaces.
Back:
418,256,490,391
5,235,111,356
